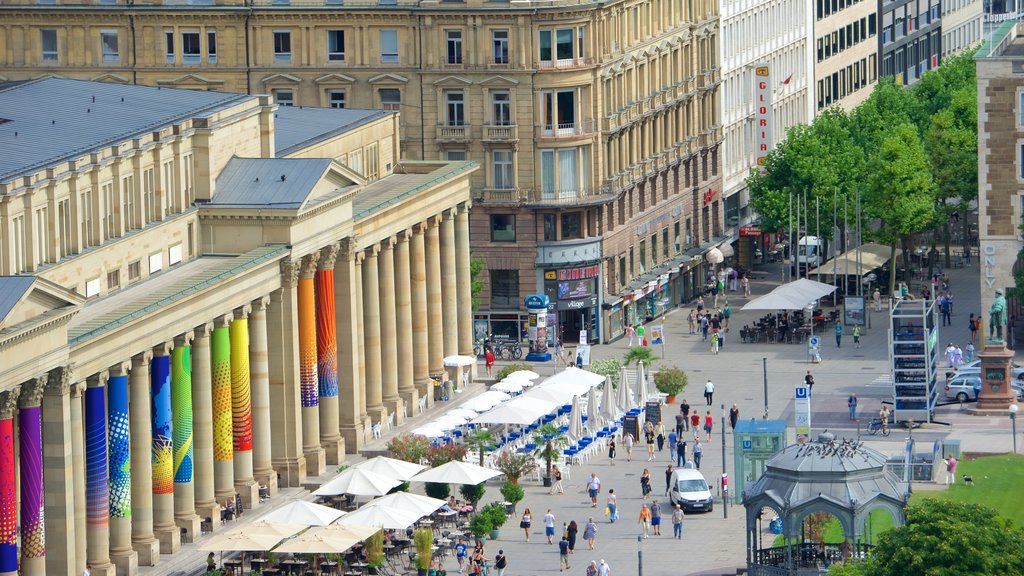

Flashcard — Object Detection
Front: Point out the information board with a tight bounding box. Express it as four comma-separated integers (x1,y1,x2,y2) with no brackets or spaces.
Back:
794,386,811,443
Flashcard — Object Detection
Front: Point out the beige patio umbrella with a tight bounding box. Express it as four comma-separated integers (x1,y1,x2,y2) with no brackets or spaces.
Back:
352,456,426,481
235,520,309,538
198,530,288,552
312,467,402,497
259,502,346,527
272,529,365,555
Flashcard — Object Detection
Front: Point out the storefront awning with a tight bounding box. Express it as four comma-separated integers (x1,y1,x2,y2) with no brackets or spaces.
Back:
814,243,901,277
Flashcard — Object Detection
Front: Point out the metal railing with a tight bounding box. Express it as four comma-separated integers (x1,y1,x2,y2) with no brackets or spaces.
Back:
535,119,597,139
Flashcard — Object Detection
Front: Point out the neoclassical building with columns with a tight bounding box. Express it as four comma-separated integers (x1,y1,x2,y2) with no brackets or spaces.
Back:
0,77,475,576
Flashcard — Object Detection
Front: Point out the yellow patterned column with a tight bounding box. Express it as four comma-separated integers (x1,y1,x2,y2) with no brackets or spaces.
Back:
211,315,234,503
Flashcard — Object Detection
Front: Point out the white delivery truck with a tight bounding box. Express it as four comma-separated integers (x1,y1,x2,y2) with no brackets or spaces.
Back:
795,235,834,277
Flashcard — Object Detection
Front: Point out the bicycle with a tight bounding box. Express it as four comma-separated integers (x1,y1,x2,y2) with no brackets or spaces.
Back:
867,417,891,437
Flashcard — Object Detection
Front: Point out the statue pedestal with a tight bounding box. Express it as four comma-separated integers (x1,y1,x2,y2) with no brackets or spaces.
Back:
977,342,1017,410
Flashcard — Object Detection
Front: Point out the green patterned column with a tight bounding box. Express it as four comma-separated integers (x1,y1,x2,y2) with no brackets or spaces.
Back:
171,336,200,540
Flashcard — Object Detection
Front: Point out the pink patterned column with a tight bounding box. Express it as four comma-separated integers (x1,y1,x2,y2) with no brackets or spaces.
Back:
0,388,19,576
19,378,46,576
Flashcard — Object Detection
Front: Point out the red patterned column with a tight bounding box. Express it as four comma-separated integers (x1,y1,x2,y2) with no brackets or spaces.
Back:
316,245,343,464
298,253,325,477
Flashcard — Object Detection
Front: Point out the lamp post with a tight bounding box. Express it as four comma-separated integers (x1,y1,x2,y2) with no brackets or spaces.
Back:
721,403,728,519
1010,404,1018,453
637,535,644,576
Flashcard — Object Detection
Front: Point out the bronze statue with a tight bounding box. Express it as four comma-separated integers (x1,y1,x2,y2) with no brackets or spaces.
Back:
989,289,1008,343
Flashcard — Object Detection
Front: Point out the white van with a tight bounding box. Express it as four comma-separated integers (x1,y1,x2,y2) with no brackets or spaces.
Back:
668,468,714,513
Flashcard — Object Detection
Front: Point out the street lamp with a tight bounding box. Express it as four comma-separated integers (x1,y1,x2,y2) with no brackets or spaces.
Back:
637,535,644,576
1010,404,1018,454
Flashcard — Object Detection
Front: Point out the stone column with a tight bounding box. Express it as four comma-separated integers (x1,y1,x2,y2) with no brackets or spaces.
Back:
336,238,369,452
249,297,277,496
425,218,444,377
84,375,115,576
395,230,418,413
230,307,259,508
362,245,386,424
129,352,159,566
171,333,201,541
440,212,459,362
19,378,46,576
70,378,87,576
411,226,431,405
268,260,307,487
298,253,326,477
315,245,344,464
150,344,179,554
378,237,404,422
0,387,20,576
106,364,138,575
455,205,474,361
190,323,219,526
42,366,78,576
210,316,235,503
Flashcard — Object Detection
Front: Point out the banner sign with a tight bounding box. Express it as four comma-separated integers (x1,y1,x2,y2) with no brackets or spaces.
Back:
754,65,774,172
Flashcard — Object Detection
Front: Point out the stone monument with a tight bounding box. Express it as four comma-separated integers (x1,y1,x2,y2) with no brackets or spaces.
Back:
977,290,1016,410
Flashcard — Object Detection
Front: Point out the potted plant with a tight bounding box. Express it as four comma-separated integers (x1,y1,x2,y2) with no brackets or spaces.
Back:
494,450,537,484
460,481,486,508
532,423,569,487
623,346,657,367
464,429,495,467
413,528,434,576
365,530,384,574
590,358,622,388
468,513,492,541
387,433,432,464
479,502,508,540
654,366,688,404
499,480,525,513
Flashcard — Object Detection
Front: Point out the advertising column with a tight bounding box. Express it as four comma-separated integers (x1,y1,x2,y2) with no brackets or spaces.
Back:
524,295,552,362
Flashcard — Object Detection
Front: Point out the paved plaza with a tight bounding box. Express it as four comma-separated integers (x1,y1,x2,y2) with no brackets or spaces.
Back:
146,257,1016,576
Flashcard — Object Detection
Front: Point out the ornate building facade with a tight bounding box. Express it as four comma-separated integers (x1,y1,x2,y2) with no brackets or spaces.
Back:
0,77,475,576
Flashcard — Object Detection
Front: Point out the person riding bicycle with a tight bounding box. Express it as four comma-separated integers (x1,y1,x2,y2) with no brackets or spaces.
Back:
879,405,890,434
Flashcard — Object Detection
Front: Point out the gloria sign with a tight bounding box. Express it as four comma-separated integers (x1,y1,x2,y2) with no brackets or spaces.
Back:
754,64,774,173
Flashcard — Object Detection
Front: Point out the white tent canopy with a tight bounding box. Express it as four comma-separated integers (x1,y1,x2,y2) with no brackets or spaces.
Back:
335,504,423,530
471,396,559,426
259,501,345,526
352,456,426,481
636,362,649,406
741,278,837,311
312,467,402,497
814,243,902,277
363,492,446,517
410,460,502,485
524,385,576,406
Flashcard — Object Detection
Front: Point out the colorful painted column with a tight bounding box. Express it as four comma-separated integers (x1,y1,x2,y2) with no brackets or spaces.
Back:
171,336,201,540
191,323,219,526
249,297,277,496
211,316,235,502
129,352,159,565
0,389,19,576
19,378,46,576
299,253,325,476
84,376,114,576
151,348,179,554
42,367,78,576
107,368,138,574
230,310,258,508
316,245,343,464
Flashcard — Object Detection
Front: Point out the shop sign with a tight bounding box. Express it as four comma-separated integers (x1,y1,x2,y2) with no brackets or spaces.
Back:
525,294,550,309
739,226,762,237
549,265,600,281
702,189,718,206
566,297,597,310
754,64,774,173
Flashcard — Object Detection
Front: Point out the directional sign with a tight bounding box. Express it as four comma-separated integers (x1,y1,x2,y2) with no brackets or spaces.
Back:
794,385,811,443
809,336,820,347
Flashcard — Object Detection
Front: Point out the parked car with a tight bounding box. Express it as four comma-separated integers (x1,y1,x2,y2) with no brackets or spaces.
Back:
944,372,983,402
669,468,714,513
945,360,1024,383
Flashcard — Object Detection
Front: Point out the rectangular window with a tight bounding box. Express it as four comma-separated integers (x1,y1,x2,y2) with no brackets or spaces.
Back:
121,175,135,231
446,149,467,161
149,252,163,274
207,30,217,63
106,269,120,290
446,91,465,126
492,29,509,64
639,240,647,274
328,90,346,109
165,30,175,64
493,150,514,189
629,246,635,277
662,228,670,259
34,208,48,265
40,29,57,63
182,31,200,64
169,243,183,266
58,199,71,258
128,260,141,281
328,30,345,62
561,212,582,240
1019,141,1024,180
366,143,379,180
555,28,574,61
379,88,400,110
85,278,101,298
674,222,681,254
273,89,294,107
490,214,516,242
273,31,292,63
348,149,364,174
101,30,119,63
489,269,519,308
446,30,463,64
380,30,399,63
543,214,557,241
618,254,626,286
1019,92,1024,128
492,91,511,126
538,30,552,63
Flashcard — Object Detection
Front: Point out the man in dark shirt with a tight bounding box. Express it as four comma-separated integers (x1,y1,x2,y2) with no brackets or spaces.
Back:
680,401,691,431
675,411,686,435
558,536,571,571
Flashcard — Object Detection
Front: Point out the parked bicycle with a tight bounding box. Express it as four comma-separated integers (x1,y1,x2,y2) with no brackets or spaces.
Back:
867,417,891,437
493,339,523,360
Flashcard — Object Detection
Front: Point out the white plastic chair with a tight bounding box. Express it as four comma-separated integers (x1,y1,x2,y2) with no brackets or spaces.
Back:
372,423,382,439
419,397,428,415
387,413,395,432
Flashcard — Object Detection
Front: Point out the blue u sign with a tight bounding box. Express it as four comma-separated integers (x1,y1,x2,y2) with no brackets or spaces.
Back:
795,386,808,399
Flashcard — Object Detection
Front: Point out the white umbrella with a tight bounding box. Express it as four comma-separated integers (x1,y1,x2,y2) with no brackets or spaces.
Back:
364,492,446,517
741,278,837,311
567,395,585,440
199,531,286,552
336,504,423,530
313,468,402,497
463,396,501,413
352,456,426,481
259,501,345,526
706,247,724,264
587,385,602,429
443,355,477,367
601,380,617,422
238,520,310,538
410,460,502,485
491,380,524,394
507,370,541,381
617,366,633,412
447,408,480,420
539,369,604,396
637,362,649,406
525,385,576,405
410,426,447,438
478,390,512,404
431,415,468,431
273,525,374,555
471,396,559,426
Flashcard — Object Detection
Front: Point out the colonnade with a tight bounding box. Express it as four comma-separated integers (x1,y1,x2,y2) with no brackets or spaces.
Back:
0,205,473,576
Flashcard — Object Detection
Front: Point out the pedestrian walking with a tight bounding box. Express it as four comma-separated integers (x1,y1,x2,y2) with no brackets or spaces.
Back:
664,464,674,496
873,288,882,312
674,410,685,435
710,331,720,354
742,275,751,297
681,400,691,431
848,394,857,420
567,520,578,553
544,509,557,544
853,325,861,348
520,508,532,542
637,323,646,346
966,342,975,363
969,313,978,343
704,380,715,406
674,438,687,467
693,440,703,469
700,314,710,340
626,324,636,346
723,302,732,329
945,456,958,484
586,561,598,576
703,411,714,442
656,422,666,452
455,540,468,571
606,490,618,523
689,412,700,434
834,322,843,348
494,550,508,576
607,438,616,465
583,518,598,550
640,468,652,499
587,473,601,508
644,425,656,461
638,504,651,538
729,404,739,430
550,464,565,494
485,347,495,378
667,429,678,454
598,559,611,576
650,501,662,536
623,432,634,462
671,504,685,539
558,536,571,571
804,371,814,396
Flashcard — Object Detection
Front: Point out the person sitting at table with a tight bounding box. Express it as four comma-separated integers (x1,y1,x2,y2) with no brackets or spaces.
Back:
206,552,217,572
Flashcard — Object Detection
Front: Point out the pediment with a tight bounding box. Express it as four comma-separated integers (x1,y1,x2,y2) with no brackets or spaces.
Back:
31,72,65,80
0,277,83,331
262,73,303,85
478,75,519,86
156,74,226,86
432,75,473,86
314,73,357,85
92,73,131,84
367,73,409,85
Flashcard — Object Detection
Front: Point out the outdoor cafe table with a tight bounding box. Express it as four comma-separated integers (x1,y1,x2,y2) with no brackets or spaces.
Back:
223,559,242,575
278,559,308,575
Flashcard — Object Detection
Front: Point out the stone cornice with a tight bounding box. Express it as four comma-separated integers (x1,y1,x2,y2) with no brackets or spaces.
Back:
0,387,21,419
19,375,46,408
44,364,74,397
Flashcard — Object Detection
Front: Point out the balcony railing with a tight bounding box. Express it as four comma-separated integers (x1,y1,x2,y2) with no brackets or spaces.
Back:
479,188,527,203
536,57,595,70
482,124,518,141
536,119,597,139
523,187,615,206
436,124,469,142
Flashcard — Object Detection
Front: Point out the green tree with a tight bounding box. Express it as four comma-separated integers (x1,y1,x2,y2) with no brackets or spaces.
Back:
924,109,977,267
623,346,657,367
464,428,495,467
470,256,485,311
849,79,922,154
863,123,936,295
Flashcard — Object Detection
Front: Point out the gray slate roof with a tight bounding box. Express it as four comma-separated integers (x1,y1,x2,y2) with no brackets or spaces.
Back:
273,105,392,157
0,276,35,326
211,157,334,209
0,78,250,182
